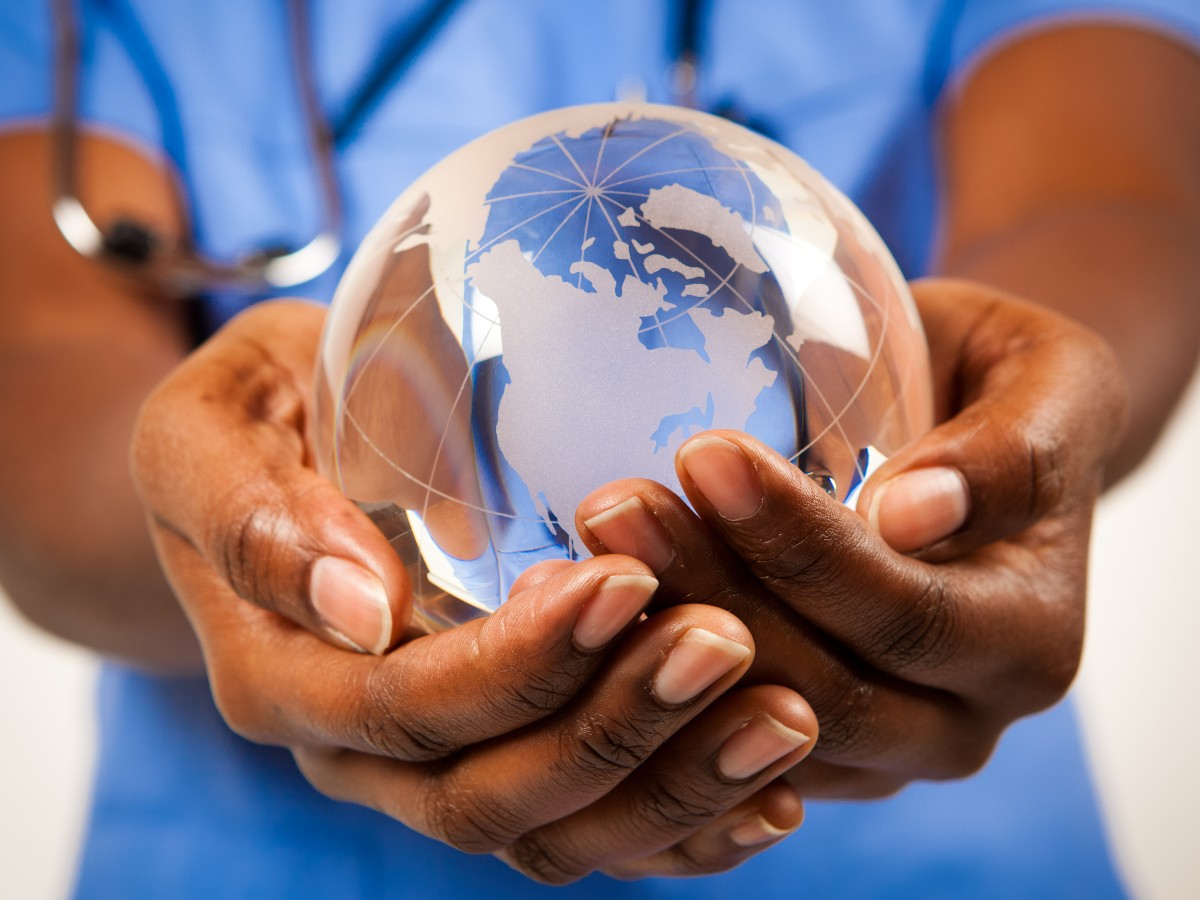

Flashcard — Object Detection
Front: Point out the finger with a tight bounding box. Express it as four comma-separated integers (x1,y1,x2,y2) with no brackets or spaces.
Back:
131,300,410,653
856,279,1128,559
599,451,1080,718
576,480,1004,773
507,558,575,595
294,604,756,857
583,458,961,688
605,780,805,880
671,435,1079,707
499,685,815,885
160,531,660,755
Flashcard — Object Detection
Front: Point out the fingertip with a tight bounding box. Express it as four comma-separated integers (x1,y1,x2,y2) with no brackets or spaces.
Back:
506,558,577,598
580,496,676,573
310,556,394,655
864,466,970,553
493,555,658,656
716,714,811,781
653,625,754,706
676,435,764,521
760,780,806,831
573,572,659,651
727,781,805,848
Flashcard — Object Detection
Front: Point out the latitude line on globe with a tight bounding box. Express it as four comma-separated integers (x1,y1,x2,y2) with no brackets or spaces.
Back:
792,278,891,479
343,406,538,521
484,188,581,204
652,136,759,334
609,181,893,321
602,189,651,200
601,164,756,191
417,305,503,534
465,193,584,263
508,162,587,189
340,277,439,409
595,126,691,188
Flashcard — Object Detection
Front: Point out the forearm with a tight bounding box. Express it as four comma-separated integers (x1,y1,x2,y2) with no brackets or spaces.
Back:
0,333,202,671
938,201,1200,482
0,130,204,671
935,24,1200,484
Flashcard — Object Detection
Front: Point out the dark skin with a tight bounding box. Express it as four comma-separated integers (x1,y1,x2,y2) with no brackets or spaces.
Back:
1,23,1198,885
579,284,1125,800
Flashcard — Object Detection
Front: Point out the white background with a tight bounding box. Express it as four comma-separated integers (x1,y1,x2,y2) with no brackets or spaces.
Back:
1,377,1198,900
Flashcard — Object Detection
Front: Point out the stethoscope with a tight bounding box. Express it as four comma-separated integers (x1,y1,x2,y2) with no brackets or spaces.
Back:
49,0,725,297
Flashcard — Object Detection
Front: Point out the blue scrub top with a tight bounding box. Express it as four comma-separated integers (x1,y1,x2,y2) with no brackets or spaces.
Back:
3,1,1199,897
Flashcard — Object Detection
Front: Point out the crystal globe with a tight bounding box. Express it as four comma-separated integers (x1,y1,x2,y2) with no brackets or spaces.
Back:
313,103,932,632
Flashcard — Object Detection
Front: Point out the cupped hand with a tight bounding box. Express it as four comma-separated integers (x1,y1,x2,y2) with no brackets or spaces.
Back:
577,279,1128,800
129,300,818,882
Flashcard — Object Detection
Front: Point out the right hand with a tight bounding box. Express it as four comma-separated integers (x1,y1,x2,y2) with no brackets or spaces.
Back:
129,299,818,884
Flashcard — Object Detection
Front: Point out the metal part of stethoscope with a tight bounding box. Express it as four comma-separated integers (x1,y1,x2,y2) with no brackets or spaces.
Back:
48,0,725,296
49,0,354,294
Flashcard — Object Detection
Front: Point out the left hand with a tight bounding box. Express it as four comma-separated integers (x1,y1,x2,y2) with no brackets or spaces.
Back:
129,300,819,884
576,278,1129,799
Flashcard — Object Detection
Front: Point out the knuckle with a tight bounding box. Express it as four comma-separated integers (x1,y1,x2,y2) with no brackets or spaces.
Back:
1020,422,1069,520
358,667,462,761
750,527,828,583
868,573,960,674
807,678,877,759
480,660,582,728
356,712,457,762
565,710,663,786
506,834,593,886
750,522,861,602
634,777,724,832
422,779,525,854
206,486,282,608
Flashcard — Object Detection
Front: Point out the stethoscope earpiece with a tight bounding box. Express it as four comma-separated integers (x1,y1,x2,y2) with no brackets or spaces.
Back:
101,217,159,264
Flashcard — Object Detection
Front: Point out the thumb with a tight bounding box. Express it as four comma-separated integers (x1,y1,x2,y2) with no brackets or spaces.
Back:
855,279,1128,559
132,300,411,653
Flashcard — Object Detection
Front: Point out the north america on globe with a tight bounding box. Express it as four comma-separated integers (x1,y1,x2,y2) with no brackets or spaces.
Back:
318,103,932,625
465,119,794,556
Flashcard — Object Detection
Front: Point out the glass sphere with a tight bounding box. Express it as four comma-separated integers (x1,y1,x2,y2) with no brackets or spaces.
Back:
313,103,932,632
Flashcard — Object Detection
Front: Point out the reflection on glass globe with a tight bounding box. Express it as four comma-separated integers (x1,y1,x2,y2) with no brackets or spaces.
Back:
313,103,932,633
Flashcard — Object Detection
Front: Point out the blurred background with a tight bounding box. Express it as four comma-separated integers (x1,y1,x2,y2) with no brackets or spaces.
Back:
1,374,1197,900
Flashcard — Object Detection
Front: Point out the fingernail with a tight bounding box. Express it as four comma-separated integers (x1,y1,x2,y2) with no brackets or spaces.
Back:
653,628,752,705
867,466,970,553
582,497,675,573
574,573,658,651
729,813,798,848
310,557,392,655
678,437,763,520
717,714,811,780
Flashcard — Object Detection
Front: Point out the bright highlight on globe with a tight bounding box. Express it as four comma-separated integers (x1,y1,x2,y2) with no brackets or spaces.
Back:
313,103,932,632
